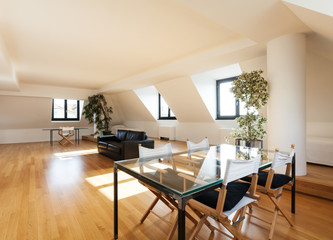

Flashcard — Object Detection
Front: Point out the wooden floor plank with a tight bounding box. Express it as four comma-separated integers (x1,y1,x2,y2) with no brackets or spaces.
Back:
0,140,332,239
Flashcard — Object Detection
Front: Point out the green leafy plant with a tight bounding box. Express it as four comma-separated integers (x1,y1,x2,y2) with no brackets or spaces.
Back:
82,94,113,135
229,70,269,142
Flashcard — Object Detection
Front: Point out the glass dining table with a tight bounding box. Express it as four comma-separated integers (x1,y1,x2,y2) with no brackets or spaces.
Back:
113,144,296,240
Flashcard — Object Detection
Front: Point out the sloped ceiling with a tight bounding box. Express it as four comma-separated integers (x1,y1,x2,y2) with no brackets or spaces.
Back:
177,0,309,42
0,0,317,93
156,76,213,122
0,0,240,91
283,0,333,41
114,91,155,121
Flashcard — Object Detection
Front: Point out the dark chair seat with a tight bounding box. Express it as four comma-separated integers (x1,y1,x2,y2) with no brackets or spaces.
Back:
193,181,251,211
243,171,292,189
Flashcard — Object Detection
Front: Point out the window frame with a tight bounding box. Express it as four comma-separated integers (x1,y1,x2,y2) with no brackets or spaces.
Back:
158,94,176,120
52,99,80,121
216,76,240,120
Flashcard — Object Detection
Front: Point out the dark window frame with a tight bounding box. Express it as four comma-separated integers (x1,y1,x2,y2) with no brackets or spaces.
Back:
158,94,176,120
216,76,240,120
52,99,80,121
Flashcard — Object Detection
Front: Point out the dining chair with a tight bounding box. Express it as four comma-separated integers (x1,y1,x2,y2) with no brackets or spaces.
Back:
58,127,75,145
138,143,197,239
187,153,261,240
187,137,209,160
244,144,295,239
176,137,210,176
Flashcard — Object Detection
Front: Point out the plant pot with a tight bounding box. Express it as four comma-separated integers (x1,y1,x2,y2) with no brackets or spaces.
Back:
102,131,112,136
235,138,263,149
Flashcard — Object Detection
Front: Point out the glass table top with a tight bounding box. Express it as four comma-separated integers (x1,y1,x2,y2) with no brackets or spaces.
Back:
42,127,89,130
115,144,277,197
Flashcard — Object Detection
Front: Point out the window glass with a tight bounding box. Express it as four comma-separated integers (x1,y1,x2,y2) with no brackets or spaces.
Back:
158,94,176,120
219,81,235,117
239,100,257,115
67,100,78,118
217,77,258,119
239,100,247,116
52,99,80,121
53,99,65,119
160,97,169,117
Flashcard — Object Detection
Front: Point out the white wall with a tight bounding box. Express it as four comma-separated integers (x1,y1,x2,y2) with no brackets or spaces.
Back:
123,120,159,139
0,95,92,143
306,49,333,166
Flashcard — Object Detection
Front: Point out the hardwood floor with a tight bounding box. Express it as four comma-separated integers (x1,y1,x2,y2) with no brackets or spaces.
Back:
0,140,332,240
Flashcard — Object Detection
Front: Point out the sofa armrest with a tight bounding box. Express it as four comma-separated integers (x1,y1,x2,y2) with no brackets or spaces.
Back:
97,135,118,142
122,139,155,159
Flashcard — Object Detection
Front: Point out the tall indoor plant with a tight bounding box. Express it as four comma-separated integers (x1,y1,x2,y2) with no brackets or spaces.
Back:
229,70,269,148
82,94,113,135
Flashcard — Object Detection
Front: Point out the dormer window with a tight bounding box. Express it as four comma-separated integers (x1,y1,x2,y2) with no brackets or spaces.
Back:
158,94,176,120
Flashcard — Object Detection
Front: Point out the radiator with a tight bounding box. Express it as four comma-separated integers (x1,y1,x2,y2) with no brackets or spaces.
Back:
159,126,176,141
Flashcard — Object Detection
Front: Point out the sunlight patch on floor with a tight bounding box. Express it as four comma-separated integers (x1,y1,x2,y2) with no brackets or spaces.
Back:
54,149,98,159
99,180,148,201
85,171,135,187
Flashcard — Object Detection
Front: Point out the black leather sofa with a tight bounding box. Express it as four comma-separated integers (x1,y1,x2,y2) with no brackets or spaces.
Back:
97,129,154,160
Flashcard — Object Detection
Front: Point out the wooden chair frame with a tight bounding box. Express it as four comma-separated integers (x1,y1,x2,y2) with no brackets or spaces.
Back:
58,127,75,145
187,156,261,240
247,144,295,240
138,143,197,240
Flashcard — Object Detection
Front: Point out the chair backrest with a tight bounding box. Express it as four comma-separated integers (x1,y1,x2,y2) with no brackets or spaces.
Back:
61,127,74,131
271,144,295,170
187,138,209,157
223,153,261,185
139,142,172,161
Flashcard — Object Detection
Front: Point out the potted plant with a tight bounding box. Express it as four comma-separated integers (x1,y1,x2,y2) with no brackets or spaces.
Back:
229,70,269,148
82,94,113,136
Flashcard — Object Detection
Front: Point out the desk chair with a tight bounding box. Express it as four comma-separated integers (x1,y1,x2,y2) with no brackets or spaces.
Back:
188,153,261,240
138,143,197,239
245,145,295,239
58,127,75,145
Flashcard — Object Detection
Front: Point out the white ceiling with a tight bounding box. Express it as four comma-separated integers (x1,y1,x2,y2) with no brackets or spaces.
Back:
0,0,332,93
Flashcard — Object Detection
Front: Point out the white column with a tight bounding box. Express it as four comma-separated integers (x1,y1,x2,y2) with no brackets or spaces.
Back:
267,33,307,176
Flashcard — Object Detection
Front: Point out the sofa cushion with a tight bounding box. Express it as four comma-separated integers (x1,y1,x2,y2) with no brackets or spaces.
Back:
116,130,128,141
98,141,109,149
126,131,146,141
107,142,123,154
